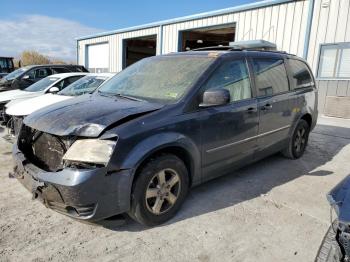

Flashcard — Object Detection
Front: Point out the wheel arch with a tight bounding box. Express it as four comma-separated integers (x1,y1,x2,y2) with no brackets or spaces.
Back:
134,146,195,187
289,112,313,137
119,132,201,189
300,113,312,128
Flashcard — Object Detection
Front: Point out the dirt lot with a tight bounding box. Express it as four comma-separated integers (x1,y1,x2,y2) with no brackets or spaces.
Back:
1,116,350,262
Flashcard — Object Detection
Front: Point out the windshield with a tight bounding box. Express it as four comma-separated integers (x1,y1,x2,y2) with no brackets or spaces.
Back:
58,75,107,96
4,67,29,80
25,77,59,92
98,56,214,103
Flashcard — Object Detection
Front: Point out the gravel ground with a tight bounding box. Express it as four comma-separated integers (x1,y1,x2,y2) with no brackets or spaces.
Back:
0,117,350,262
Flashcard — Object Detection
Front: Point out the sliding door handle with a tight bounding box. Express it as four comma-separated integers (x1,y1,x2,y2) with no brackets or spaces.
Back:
261,103,273,110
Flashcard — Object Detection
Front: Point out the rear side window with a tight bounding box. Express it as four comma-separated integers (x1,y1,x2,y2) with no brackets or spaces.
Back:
66,76,84,85
26,68,52,79
288,59,313,89
202,59,252,102
55,76,84,90
252,58,289,96
70,66,87,72
0,58,9,68
51,67,70,74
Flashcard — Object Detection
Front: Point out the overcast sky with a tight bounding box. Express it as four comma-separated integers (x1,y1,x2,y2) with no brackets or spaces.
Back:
0,0,255,61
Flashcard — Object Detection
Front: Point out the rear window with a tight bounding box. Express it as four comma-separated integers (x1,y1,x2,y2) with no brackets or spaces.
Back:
252,58,289,96
288,59,313,89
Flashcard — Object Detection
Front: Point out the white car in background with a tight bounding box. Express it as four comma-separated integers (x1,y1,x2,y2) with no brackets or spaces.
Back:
6,73,115,134
0,72,87,124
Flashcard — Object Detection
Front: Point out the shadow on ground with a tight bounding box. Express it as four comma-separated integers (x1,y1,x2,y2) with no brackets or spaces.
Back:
59,124,350,231
98,124,350,231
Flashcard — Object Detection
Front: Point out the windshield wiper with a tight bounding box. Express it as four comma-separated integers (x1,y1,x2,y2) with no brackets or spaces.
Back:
114,93,144,102
97,90,143,102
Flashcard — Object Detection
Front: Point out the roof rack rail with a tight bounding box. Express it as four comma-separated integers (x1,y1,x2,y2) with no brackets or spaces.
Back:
191,46,237,51
190,40,291,55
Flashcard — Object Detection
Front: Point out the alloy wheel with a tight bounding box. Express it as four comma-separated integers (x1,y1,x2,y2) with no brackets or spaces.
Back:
294,127,306,153
145,168,181,215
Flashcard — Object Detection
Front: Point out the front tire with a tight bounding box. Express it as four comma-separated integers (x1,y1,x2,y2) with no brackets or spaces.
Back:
129,154,189,226
282,119,310,159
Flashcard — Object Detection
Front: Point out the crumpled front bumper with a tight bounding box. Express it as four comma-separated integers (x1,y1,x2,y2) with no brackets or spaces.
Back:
326,175,350,260
12,143,134,221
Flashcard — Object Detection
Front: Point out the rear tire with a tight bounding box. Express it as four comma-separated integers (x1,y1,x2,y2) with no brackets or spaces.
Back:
128,154,189,226
282,119,310,159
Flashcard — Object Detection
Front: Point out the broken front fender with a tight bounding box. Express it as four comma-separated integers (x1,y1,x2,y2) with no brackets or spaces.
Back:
23,93,163,137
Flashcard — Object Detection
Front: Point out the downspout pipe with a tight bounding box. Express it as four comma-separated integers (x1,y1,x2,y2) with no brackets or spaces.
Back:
303,0,315,59
76,41,79,65
159,24,163,55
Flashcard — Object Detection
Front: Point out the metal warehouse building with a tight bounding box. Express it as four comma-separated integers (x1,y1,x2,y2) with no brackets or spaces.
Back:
77,0,350,118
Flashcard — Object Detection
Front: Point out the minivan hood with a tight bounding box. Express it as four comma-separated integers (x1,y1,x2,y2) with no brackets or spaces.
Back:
24,94,163,137
6,93,72,116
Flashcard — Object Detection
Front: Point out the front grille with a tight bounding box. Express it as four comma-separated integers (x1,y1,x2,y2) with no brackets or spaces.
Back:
18,125,70,172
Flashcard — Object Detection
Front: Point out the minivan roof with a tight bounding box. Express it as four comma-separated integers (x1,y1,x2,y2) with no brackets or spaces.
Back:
165,48,302,61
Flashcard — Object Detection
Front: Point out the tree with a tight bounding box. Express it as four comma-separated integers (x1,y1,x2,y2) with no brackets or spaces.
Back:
15,50,76,67
20,50,50,66
50,59,67,65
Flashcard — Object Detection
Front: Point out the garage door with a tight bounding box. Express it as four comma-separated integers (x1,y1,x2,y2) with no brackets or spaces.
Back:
87,43,109,73
123,35,157,69
179,24,235,51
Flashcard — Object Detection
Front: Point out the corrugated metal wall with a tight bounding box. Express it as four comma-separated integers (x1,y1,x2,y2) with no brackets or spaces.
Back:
78,27,160,72
78,0,309,72
162,0,309,56
307,0,350,116
77,0,350,118
78,36,113,70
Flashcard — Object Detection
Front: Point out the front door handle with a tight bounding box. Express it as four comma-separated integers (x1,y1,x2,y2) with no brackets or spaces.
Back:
247,107,257,113
261,103,273,110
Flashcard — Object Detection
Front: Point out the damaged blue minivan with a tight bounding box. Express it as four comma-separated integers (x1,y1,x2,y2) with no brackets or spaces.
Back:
12,47,318,226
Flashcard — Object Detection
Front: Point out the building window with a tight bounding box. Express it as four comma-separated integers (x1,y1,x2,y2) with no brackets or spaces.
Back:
317,43,350,79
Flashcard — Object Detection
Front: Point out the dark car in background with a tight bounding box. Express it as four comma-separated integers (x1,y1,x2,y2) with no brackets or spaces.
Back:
0,57,15,79
0,64,88,92
12,47,318,226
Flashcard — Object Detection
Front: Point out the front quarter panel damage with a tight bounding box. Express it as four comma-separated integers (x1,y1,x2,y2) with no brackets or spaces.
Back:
327,175,350,260
23,94,163,137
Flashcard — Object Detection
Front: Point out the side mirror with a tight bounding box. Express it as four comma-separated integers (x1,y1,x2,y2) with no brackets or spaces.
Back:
48,86,59,93
22,75,30,80
199,89,230,107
